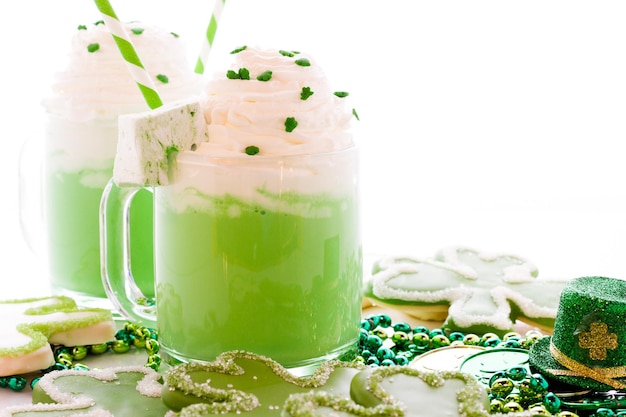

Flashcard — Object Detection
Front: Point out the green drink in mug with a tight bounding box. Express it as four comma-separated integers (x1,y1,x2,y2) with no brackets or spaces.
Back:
35,22,203,307
101,47,362,370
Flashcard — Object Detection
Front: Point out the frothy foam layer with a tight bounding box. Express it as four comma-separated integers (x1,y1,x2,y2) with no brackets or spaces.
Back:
163,147,358,214
200,46,355,157
43,22,204,122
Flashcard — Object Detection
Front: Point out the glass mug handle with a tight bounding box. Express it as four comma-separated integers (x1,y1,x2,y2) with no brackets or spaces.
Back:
100,178,156,327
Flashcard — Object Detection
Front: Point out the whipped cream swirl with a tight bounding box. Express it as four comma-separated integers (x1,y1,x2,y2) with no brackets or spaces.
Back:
199,46,355,156
43,22,203,122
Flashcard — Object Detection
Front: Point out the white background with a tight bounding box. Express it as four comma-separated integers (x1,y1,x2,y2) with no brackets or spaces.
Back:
2,0,626,300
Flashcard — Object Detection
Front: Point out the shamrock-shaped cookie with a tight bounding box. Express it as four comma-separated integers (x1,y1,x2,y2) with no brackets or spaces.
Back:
364,246,567,336
2,366,167,417
0,296,115,376
283,366,490,417
162,351,491,417
161,350,365,415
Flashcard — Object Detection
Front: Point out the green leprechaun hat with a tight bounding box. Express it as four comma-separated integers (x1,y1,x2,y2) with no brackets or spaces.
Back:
529,276,626,391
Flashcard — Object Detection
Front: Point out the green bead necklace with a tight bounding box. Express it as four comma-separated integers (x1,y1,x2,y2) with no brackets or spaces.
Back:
357,313,543,367
356,314,583,417
488,368,564,415
0,322,160,392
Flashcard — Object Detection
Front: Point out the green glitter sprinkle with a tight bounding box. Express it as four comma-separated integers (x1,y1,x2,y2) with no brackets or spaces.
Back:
285,117,298,133
87,43,100,53
245,146,260,156
156,74,169,84
256,71,273,82
300,86,314,100
334,91,349,98
352,108,360,121
230,45,247,54
131,28,144,35
295,58,311,67
77,25,87,31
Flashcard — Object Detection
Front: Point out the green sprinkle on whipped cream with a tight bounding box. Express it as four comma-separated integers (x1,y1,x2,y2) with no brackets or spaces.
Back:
156,74,169,84
245,146,260,155
238,68,250,80
279,50,298,57
231,45,247,54
170,32,180,38
295,58,311,67
352,108,360,121
300,87,314,100
87,43,100,53
226,68,251,80
131,28,145,35
285,117,298,132
78,24,87,31
334,91,349,98
94,20,105,26
256,71,273,82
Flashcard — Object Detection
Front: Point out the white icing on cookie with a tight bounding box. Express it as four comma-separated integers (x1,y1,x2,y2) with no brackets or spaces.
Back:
1,366,162,417
436,246,538,283
365,246,567,334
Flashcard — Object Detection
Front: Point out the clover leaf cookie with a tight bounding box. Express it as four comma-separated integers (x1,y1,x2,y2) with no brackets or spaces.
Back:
283,366,490,417
161,350,366,415
364,246,567,336
0,296,115,376
162,350,496,417
1,366,167,417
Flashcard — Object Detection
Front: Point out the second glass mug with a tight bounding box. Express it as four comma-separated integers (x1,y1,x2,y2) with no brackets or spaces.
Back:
100,146,362,370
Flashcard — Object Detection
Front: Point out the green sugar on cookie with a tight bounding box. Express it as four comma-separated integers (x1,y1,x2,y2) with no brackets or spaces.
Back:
161,350,365,415
160,350,492,417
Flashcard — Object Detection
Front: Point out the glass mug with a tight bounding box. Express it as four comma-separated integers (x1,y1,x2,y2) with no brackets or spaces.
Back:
18,21,203,308
100,146,362,370
19,114,155,308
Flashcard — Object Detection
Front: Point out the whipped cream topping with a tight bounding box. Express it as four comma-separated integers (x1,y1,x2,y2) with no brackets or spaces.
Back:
199,46,355,156
43,22,204,122
154,47,359,213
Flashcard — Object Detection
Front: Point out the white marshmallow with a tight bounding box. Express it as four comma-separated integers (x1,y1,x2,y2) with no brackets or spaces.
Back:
113,99,208,186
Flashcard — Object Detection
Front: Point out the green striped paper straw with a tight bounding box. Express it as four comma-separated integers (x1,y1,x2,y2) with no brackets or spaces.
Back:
195,0,226,74
93,0,164,110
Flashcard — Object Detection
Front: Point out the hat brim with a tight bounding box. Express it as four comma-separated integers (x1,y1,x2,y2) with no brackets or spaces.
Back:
529,336,626,392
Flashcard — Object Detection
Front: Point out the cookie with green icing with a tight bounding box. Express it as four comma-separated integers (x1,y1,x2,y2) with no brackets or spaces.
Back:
0,296,116,376
283,366,490,417
364,246,568,336
161,350,366,415
162,350,495,417
2,366,168,417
